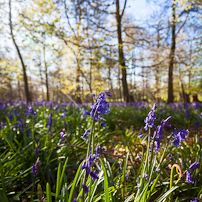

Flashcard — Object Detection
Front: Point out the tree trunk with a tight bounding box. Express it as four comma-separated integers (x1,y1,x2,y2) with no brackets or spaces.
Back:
155,28,161,103
43,46,50,101
9,0,31,103
167,0,176,103
75,56,82,104
115,0,129,102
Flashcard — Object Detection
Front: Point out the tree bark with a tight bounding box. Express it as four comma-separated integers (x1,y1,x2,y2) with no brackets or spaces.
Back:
43,45,50,101
9,0,31,103
167,0,176,103
115,0,129,102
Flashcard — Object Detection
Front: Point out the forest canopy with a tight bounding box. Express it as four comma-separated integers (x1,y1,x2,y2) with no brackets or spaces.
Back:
0,0,202,103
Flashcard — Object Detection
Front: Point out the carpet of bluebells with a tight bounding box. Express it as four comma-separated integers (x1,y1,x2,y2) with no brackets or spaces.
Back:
1,93,202,202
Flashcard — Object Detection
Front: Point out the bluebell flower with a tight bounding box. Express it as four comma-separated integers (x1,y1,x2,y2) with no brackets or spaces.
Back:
27,107,36,117
32,158,41,177
167,154,175,161
90,170,99,181
90,92,111,121
172,129,188,147
0,122,5,129
82,184,89,194
189,162,200,170
82,109,90,119
100,122,106,128
60,128,66,142
82,129,90,139
144,103,157,131
81,152,100,181
186,170,194,183
190,198,200,202
104,92,112,96
185,162,200,184
101,146,107,152
34,146,40,156
47,113,53,133
154,116,172,151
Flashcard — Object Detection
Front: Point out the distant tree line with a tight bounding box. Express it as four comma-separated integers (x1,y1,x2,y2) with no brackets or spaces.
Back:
0,0,202,103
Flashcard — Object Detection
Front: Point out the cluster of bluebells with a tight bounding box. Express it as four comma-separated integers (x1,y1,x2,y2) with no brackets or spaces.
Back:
27,107,36,117
32,158,41,178
142,103,189,152
73,145,106,201
80,145,105,195
11,118,31,136
142,103,172,151
171,129,189,147
82,92,111,139
186,162,200,184
153,116,172,151
144,103,157,131
90,92,111,122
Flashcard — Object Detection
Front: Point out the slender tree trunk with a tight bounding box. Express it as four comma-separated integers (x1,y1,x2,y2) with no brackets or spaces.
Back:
75,56,82,104
18,79,21,100
43,46,50,101
9,0,31,103
155,28,161,103
115,0,129,102
167,0,176,103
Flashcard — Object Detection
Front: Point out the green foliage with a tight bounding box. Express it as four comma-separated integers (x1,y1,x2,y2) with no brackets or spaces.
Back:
0,102,202,201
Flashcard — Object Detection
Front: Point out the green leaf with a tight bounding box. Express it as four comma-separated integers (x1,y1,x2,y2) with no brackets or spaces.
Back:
46,183,52,202
68,163,82,202
56,162,61,201
156,186,179,202
122,152,129,200
100,158,110,202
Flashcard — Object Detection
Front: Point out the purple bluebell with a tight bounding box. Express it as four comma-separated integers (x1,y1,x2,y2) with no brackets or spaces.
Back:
186,170,194,184
82,129,90,139
32,158,41,177
189,162,200,170
154,116,172,151
82,109,90,119
27,107,36,117
101,146,107,152
185,162,200,184
172,129,188,147
100,122,106,128
82,184,89,194
60,128,66,142
138,128,144,139
0,122,5,129
144,103,157,131
90,170,99,181
81,153,99,181
167,154,175,161
90,92,111,121
34,146,40,156
104,92,112,96
47,113,53,133
190,198,200,202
